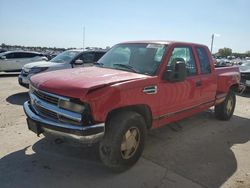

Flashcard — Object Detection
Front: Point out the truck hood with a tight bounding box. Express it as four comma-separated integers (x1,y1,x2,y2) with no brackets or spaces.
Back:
30,67,150,98
24,60,61,69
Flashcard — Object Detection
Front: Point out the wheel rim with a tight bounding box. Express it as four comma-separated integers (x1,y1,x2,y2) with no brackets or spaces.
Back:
226,95,234,115
121,127,140,159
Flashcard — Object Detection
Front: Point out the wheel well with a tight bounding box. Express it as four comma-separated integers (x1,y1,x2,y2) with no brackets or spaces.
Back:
230,84,239,92
106,105,153,129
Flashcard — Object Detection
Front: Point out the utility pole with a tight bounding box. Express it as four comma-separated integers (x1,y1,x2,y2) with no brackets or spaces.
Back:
210,34,214,54
83,26,85,50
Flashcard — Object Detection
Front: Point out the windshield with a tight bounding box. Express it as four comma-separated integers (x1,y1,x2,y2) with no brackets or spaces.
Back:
50,50,81,63
97,43,167,75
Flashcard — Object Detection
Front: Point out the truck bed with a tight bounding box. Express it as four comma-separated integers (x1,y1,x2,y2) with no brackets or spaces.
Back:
215,66,240,97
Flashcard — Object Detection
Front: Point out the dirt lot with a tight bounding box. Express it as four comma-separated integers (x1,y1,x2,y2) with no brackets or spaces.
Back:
1,74,250,188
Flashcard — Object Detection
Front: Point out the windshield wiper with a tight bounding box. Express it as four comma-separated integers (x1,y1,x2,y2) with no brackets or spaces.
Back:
94,62,104,66
113,64,139,73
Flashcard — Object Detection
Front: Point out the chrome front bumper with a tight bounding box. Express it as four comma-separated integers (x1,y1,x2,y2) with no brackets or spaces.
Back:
23,101,105,144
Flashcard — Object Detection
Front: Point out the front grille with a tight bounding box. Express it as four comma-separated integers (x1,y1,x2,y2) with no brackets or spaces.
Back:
58,115,82,126
34,103,58,119
30,85,83,126
33,90,58,105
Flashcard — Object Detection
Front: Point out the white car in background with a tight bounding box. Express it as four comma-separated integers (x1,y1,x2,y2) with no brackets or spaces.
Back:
18,49,107,88
0,51,47,72
239,61,250,88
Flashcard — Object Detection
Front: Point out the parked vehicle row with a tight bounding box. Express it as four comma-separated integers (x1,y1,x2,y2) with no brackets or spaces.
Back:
23,40,241,171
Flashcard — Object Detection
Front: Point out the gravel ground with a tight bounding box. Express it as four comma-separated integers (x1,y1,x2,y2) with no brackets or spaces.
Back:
0,74,250,188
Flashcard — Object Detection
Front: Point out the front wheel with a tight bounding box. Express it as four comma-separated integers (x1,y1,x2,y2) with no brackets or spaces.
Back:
215,90,236,120
99,111,147,171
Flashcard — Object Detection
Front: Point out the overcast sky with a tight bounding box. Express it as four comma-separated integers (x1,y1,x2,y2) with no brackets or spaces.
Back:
0,0,249,52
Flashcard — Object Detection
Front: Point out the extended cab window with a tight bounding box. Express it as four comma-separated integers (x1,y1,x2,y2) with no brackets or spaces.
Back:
168,47,197,76
196,47,211,74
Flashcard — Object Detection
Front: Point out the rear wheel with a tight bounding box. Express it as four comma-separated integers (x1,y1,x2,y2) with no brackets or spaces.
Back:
99,111,147,171
215,90,236,120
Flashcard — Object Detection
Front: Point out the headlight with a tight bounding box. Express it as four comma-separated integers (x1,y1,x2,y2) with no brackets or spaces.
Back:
58,100,86,113
29,67,48,74
23,67,30,72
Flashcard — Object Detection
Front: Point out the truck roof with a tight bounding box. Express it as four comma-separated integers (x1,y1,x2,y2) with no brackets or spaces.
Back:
119,40,206,47
67,49,108,53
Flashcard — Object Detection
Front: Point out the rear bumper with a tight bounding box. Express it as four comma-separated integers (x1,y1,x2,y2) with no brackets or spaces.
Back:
23,101,105,144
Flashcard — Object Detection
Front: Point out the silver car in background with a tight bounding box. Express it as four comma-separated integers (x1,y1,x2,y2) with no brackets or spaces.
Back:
18,49,107,88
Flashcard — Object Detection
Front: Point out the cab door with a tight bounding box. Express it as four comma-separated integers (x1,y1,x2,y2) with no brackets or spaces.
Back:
157,46,201,125
194,46,217,103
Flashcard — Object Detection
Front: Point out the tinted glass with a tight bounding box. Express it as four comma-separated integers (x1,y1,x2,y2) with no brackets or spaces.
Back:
13,52,31,58
81,52,95,63
5,53,15,59
24,53,41,58
12,52,23,58
196,47,211,74
94,52,105,61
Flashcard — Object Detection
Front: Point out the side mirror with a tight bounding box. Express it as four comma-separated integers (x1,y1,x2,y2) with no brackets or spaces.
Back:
41,57,48,61
0,56,6,60
163,59,187,82
74,59,84,65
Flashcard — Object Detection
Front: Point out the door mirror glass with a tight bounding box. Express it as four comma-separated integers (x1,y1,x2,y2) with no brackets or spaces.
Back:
163,58,187,82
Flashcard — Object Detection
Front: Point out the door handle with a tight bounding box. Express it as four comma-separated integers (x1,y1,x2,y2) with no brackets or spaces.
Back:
195,80,202,87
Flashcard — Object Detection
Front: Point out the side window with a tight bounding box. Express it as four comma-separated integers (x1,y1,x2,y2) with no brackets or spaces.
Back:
168,47,197,76
12,52,27,58
12,53,22,58
196,47,211,74
94,52,105,62
81,52,95,63
22,53,33,58
25,53,39,58
5,53,14,59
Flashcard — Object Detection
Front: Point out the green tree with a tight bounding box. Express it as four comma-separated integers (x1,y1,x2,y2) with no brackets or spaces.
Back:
1,43,6,48
218,48,232,58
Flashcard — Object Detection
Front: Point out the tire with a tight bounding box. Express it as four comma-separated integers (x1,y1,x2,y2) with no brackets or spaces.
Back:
215,90,236,120
99,111,147,171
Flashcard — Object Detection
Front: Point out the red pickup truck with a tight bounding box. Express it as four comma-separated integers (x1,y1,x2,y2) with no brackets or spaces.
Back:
23,41,240,170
